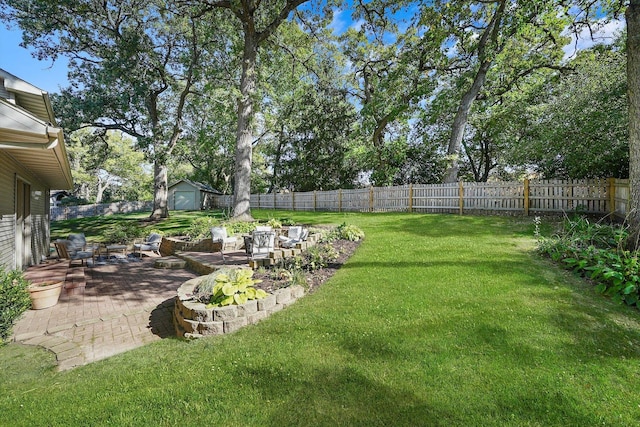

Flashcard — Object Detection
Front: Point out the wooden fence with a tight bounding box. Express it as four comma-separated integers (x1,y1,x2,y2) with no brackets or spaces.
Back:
214,178,631,218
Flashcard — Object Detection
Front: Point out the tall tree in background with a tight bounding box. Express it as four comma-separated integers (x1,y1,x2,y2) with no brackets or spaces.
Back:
627,0,640,243
424,0,571,182
199,0,309,221
1,0,215,219
259,19,359,191
344,3,440,185
66,129,151,203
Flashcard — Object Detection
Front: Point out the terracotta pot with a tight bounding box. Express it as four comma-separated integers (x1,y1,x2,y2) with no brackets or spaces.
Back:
28,281,63,310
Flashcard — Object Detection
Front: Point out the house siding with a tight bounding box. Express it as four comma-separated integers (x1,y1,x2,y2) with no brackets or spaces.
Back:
0,152,16,269
0,151,50,270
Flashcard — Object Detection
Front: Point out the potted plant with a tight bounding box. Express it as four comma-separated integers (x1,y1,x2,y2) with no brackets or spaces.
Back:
28,280,64,310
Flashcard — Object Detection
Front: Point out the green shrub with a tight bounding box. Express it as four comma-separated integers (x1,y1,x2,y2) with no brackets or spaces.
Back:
224,221,257,236
266,218,283,229
185,216,221,241
279,218,296,226
103,221,146,244
0,268,31,345
194,268,267,307
537,216,639,307
316,223,365,243
279,243,338,272
336,223,365,241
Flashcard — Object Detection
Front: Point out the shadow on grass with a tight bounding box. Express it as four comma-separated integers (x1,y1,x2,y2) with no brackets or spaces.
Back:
239,340,599,426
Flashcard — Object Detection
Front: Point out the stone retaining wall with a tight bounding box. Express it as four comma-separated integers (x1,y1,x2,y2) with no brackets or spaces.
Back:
174,275,305,338
160,237,238,256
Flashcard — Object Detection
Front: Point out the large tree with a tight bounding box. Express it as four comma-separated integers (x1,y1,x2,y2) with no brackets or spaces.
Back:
627,0,640,241
197,0,309,221
1,0,218,219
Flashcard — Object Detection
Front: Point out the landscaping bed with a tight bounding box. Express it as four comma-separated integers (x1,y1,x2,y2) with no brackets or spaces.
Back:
252,238,361,294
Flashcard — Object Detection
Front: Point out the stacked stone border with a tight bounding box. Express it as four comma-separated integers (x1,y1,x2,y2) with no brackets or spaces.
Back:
174,275,305,338
159,230,322,271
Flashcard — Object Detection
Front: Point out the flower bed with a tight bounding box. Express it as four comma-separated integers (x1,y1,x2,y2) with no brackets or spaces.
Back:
174,273,304,338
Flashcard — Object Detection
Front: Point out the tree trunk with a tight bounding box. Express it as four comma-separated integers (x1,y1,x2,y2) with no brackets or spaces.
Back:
150,161,169,220
627,0,640,248
443,61,491,183
95,179,108,204
232,31,257,222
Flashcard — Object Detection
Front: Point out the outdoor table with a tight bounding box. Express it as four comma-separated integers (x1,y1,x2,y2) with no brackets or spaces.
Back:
105,244,128,259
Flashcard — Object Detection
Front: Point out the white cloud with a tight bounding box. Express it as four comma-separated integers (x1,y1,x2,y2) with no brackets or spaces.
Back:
329,6,365,35
562,18,625,61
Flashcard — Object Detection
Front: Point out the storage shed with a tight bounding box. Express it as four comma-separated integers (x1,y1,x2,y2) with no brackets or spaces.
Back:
168,180,221,210
0,68,73,270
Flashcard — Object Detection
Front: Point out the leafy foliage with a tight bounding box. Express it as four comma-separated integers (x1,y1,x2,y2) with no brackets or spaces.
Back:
0,269,31,345
266,218,283,229
317,223,365,243
536,216,640,307
336,223,365,242
279,243,339,273
103,221,146,244
194,268,267,307
185,217,222,241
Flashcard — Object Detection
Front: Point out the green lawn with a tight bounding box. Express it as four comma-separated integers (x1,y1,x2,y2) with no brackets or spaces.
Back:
3,211,640,426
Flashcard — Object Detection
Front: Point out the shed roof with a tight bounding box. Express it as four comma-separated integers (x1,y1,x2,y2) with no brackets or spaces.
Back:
0,68,73,189
169,179,222,194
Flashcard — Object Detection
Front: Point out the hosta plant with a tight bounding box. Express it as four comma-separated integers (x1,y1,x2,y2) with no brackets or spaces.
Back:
194,268,267,307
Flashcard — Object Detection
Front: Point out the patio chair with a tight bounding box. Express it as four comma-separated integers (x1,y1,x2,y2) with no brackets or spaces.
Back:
54,240,94,266
251,230,275,260
255,225,272,232
67,233,100,257
211,227,238,263
133,233,163,258
278,226,308,248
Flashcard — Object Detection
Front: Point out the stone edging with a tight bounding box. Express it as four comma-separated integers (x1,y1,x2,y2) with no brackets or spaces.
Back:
174,276,305,338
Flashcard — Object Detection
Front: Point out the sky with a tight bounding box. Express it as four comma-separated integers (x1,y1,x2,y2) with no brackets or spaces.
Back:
0,10,626,95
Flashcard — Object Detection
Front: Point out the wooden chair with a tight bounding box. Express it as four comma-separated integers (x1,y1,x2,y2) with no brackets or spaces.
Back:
54,240,94,266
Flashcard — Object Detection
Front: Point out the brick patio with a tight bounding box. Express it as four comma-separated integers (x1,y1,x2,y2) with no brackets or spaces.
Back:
13,257,199,370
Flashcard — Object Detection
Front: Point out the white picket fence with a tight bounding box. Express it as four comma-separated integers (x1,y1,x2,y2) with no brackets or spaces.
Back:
214,178,631,218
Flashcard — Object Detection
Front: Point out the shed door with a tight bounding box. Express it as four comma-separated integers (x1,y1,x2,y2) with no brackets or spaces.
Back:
174,191,196,210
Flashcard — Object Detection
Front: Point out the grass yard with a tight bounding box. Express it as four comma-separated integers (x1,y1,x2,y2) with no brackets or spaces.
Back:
2,212,640,426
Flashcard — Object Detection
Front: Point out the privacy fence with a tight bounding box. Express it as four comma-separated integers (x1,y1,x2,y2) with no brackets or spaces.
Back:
50,201,153,221
214,178,631,219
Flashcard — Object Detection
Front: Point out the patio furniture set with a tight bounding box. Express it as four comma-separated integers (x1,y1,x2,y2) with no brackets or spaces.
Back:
53,233,163,266
211,225,311,268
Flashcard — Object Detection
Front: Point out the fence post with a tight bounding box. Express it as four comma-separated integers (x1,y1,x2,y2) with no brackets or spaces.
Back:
339,189,343,212
408,184,413,213
314,191,317,211
608,177,616,216
524,178,530,216
292,191,295,211
458,181,464,215
274,192,277,210
369,186,374,212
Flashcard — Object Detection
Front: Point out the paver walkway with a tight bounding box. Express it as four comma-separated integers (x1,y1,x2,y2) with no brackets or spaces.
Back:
12,258,197,370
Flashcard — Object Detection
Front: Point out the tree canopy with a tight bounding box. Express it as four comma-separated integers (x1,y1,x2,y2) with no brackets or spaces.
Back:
1,0,633,215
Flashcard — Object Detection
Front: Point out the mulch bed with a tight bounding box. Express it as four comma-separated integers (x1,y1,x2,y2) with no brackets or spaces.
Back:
252,239,361,294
